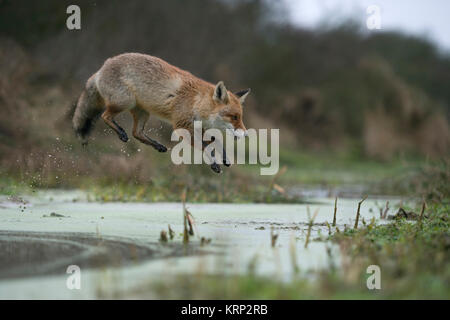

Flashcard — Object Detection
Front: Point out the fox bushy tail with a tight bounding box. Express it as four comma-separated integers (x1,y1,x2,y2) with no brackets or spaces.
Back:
72,76,104,145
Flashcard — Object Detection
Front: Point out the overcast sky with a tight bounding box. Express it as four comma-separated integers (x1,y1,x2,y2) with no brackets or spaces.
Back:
283,0,450,53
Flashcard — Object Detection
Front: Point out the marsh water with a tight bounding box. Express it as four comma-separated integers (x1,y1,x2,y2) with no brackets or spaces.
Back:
0,189,403,299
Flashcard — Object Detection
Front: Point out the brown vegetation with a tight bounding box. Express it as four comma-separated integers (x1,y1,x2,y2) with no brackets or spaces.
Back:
0,0,449,188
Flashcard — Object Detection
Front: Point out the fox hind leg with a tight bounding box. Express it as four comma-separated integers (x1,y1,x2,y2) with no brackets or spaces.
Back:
130,107,167,152
101,107,129,142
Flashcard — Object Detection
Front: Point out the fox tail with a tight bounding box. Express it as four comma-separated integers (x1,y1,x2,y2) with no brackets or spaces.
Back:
72,76,104,145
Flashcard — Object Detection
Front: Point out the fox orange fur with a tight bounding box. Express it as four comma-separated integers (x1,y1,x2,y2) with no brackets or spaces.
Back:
72,53,250,173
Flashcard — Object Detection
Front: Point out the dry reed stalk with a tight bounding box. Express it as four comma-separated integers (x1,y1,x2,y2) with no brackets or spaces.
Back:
381,201,389,219
304,207,319,249
168,224,175,240
181,189,189,244
354,195,368,229
332,196,338,226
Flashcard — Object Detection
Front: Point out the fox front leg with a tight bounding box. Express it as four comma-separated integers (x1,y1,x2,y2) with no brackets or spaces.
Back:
210,136,230,167
177,125,221,173
221,145,231,167
202,140,222,174
130,107,167,152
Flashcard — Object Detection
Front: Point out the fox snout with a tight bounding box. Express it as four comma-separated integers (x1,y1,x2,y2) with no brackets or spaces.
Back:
232,126,248,139
221,115,248,139
221,115,247,139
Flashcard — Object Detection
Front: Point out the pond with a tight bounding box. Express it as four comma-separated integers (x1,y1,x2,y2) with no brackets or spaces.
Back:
0,190,403,299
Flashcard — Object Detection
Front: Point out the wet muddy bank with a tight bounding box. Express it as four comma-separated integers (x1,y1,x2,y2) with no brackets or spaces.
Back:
0,230,208,280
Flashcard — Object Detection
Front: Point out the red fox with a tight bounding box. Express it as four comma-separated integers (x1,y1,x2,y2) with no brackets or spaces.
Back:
72,53,250,173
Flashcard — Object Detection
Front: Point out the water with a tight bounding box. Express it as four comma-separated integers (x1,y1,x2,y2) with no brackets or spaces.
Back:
0,190,403,298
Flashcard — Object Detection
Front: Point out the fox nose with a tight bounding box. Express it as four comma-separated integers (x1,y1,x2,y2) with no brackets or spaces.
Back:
233,128,246,139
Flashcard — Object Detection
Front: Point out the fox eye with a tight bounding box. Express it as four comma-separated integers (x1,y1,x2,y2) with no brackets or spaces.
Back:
231,115,239,121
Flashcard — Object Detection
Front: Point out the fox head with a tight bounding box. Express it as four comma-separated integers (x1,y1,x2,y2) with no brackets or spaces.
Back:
203,81,250,138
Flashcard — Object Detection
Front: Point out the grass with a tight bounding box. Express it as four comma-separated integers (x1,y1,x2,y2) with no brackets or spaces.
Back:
329,202,450,298
334,203,449,249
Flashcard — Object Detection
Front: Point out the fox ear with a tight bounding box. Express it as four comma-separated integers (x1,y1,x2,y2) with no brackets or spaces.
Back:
235,88,251,104
213,81,229,103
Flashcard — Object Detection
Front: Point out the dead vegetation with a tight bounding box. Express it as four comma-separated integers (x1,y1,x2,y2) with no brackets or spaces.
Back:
332,197,338,226
387,202,427,221
353,195,367,229
304,207,319,249
155,189,211,246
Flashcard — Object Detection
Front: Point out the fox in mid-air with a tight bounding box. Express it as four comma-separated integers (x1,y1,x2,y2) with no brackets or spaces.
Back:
72,53,250,173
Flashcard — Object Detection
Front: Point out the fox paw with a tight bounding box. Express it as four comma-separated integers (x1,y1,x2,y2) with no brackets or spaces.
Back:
154,144,168,152
210,163,222,173
223,158,231,167
118,131,129,142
